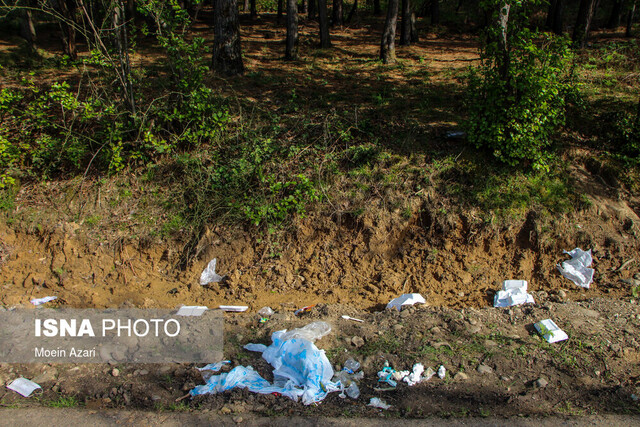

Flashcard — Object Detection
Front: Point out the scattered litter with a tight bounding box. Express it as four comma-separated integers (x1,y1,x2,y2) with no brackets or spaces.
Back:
368,397,392,410
437,365,446,379
200,258,225,286
294,305,316,316
445,130,466,139
345,382,360,399
176,305,208,316
219,305,248,312
377,362,398,387
493,280,535,308
7,378,41,397
334,358,363,399
557,248,594,289
341,315,364,322
534,319,568,343
243,343,267,352
424,367,436,381
386,293,426,311
191,321,339,405
258,307,274,317
197,360,231,372
403,363,424,386
30,296,57,306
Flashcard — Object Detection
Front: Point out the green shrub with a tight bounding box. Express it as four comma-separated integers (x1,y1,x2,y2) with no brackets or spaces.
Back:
465,2,574,171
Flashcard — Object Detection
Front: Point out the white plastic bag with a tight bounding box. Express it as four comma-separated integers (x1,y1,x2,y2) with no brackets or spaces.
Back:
200,258,225,285
557,248,594,289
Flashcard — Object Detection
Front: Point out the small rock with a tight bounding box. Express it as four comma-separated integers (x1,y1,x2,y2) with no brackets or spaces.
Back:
558,290,567,300
111,368,120,377
454,372,468,381
151,395,161,401
351,336,365,348
137,369,149,376
535,377,549,388
32,369,57,384
393,324,404,332
233,416,244,423
477,364,493,375
220,405,232,415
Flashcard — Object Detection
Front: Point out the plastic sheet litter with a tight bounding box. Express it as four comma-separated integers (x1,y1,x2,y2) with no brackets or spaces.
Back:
445,130,466,139
423,366,436,381
30,296,57,306
200,258,225,286
258,307,274,317
534,319,568,343
377,362,398,387
494,280,535,308
7,378,41,397
191,321,339,405
437,365,446,379
219,305,248,312
386,293,426,311
557,248,594,289
403,363,425,386
368,397,392,410
197,360,231,373
176,305,208,316
343,359,361,374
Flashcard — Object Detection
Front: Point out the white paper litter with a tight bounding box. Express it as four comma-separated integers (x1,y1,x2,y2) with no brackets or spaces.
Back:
218,305,248,312
176,306,208,316
368,397,392,410
7,378,41,397
200,258,225,286
494,280,535,307
534,319,568,343
437,365,446,379
30,296,57,306
557,248,594,289
403,363,425,386
386,293,426,311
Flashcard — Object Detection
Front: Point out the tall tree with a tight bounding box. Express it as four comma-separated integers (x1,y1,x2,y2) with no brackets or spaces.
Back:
278,0,284,22
346,0,358,22
58,0,78,60
333,0,343,25
212,0,245,76
496,2,510,81
285,0,299,60
250,0,257,19
374,0,381,15
573,0,597,48
431,0,439,25
309,0,317,19
400,0,411,45
19,1,37,50
607,0,624,28
380,0,399,64
301,0,308,14
627,0,637,36
318,0,331,47
546,0,564,34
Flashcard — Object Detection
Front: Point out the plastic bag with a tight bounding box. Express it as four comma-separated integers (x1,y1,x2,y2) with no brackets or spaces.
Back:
386,293,426,311
200,258,225,286
557,248,594,289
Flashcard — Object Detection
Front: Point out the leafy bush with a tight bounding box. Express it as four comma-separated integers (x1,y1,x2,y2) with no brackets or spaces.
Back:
465,2,574,171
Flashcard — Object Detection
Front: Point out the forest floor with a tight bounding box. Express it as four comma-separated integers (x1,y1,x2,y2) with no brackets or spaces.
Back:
1,12,640,421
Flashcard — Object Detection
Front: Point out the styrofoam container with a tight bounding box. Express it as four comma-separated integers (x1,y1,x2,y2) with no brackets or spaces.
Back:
534,319,568,343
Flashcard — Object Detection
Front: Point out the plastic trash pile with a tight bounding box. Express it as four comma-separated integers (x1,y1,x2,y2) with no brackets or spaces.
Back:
493,280,535,308
333,358,363,399
557,248,594,289
190,321,340,405
376,361,440,389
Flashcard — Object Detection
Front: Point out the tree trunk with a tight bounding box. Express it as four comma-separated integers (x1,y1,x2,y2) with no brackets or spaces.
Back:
58,0,78,60
213,0,245,76
627,0,637,36
278,0,284,22
546,0,564,34
244,0,250,12
573,0,597,48
332,0,343,26
346,0,358,22
250,0,257,19
113,0,135,114
309,0,317,19
496,2,510,81
301,0,308,14
607,0,624,28
400,0,411,45
19,4,37,50
410,12,418,42
374,0,381,15
430,0,439,25
380,0,399,64
318,0,331,47
285,0,299,60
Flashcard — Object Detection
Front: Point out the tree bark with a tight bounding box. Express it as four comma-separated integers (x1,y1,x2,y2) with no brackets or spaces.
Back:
380,0,399,64
410,12,418,42
332,0,343,26
285,0,299,60
374,0,381,15
301,0,308,14
573,0,597,48
244,0,250,12
213,0,245,76
607,0,624,28
546,0,564,34
318,0,331,47
627,0,637,36
496,2,510,81
346,0,358,22
58,0,78,60
19,3,37,50
430,0,439,25
278,0,284,22
309,0,317,20
400,0,411,45
250,0,257,19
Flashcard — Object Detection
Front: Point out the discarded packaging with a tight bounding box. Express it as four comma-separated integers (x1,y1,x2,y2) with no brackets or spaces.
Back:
294,305,315,316
200,258,225,286
176,305,208,316
345,382,360,399
7,378,41,397
424,366,436,381
377,363,398,387
343,358,361,374
557,248,594,289
534,319,568,343
445,130,466,139
368,397,392,410
437,365,446,379
30,296,57,306
386,293,426,311
197,360,231,372
494,280,535,308
403,363,424,386
219,305,248,312
258,307,274,317
341,315,364,322
191,321,339,405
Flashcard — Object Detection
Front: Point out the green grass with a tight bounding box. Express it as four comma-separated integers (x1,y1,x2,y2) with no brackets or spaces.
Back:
46,395,80,408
